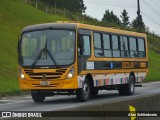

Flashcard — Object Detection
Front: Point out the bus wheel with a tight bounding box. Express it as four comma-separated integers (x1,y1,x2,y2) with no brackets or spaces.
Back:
118,75,135,95
76,79,90,102
31,90,45,103
90,88,99,96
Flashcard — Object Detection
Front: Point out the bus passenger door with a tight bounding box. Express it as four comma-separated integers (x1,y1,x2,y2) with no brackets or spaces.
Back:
78,29,91,73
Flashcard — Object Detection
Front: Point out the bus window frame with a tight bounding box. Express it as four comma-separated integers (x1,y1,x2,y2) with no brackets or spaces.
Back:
111,34,121,58
93,30,147,59
78,28,92,57
18,28,77,69
137,38,146,58
119,36,130,58
93,32,104,57
102,33,112,57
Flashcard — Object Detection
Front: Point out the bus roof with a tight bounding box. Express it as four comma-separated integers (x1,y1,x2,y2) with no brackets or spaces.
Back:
22,23,77,32
22,22,146,38
76,23,146,38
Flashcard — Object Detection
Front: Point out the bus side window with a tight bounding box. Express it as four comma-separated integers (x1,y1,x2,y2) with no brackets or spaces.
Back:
103,34,112,57
79,35,91,56
138,38,146,57
112,35,120,57
94,33,103,57
129,37,138,57
120,36,129,57
83,35,91,55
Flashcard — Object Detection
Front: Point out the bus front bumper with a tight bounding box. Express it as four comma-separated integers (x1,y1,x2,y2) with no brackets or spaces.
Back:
19,79,78,90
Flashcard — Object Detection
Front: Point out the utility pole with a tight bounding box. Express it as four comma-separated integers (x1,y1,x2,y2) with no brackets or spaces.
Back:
137,0,140,16
137,0,142,31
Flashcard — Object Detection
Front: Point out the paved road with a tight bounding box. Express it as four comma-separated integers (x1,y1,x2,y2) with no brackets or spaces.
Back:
0,82,160,111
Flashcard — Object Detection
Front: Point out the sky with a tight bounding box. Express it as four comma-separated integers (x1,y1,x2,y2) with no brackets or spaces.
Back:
84,0,160,35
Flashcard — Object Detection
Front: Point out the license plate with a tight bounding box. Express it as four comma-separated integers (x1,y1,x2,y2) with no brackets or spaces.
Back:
40,81,50,86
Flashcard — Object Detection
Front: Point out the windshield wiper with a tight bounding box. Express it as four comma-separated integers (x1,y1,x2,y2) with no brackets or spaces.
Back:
45,48,58,67
31,48,58,68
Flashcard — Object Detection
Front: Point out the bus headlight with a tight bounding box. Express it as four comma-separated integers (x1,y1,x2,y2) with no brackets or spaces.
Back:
19,69,25,79
66,67,75,79
21,74,25,79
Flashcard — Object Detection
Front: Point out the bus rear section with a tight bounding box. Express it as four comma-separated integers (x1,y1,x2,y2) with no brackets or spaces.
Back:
76,26,148,101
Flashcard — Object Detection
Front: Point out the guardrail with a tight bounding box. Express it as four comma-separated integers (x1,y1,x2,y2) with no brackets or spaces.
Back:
2,93,160,120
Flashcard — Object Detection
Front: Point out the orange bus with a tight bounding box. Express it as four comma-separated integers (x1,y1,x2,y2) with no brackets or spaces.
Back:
18,21,148,102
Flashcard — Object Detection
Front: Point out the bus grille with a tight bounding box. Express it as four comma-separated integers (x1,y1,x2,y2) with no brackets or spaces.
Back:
24,69,67,80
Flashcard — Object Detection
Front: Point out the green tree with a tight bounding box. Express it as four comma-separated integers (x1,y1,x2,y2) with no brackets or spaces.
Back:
102,9,121,25
39,0,86,14
102,10,110,22
131,16,146,32
120,9,130,27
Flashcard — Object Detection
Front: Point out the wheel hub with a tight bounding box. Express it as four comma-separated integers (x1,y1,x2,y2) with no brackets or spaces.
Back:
83,84,89,98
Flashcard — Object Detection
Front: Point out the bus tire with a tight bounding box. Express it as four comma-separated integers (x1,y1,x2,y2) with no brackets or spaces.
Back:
118,75,135,95
76,79,90,102
31,90,45,102
90,88,99,96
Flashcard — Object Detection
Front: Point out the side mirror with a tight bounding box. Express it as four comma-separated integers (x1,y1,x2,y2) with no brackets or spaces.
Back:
79,35,84,48
78,35,84,55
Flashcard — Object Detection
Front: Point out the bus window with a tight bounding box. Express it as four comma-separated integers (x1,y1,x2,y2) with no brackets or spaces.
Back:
61,38,66,51
83,35,91,56
61,37,73,51
138,38,145,57
21,37,37,57
103,34,112,57
129,37,138,57
94,33,103,57
112,35,120,57
40,35,46,50
120,36,129,57
51,40,56,53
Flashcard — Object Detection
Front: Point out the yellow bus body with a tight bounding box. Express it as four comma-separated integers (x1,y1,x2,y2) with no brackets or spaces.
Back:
18,22,148,101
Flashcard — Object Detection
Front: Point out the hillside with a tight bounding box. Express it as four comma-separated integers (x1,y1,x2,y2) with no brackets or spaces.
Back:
0,0,68,93
0,0,160,94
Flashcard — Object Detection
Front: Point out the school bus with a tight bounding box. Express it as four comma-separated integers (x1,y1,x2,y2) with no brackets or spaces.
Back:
18,21,148,102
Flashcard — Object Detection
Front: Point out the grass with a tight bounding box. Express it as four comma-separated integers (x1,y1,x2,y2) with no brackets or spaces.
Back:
0,0,68,94
145,51,160,81
0,0,160,94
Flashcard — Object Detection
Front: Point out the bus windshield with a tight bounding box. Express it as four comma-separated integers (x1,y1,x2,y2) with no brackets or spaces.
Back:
19,29,75,68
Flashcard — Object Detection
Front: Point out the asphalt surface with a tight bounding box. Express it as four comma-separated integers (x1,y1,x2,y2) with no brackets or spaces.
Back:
0,82,160,112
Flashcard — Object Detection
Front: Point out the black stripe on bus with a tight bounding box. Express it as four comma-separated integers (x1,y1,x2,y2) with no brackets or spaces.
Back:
82,61,148,70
